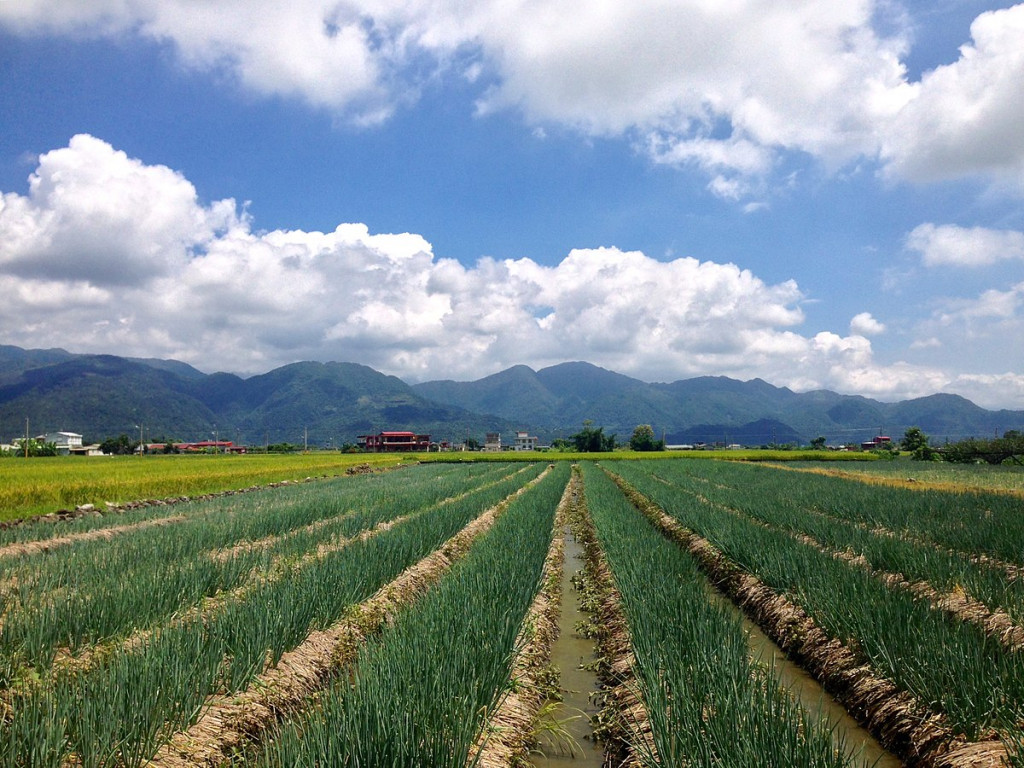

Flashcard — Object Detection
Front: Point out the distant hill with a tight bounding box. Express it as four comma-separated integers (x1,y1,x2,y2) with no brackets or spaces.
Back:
1,346,1021,447
415,361,1024,445
0,348,508,445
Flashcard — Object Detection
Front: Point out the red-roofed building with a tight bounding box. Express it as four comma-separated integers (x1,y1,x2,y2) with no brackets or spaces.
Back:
860,435,892,451
358,431,431,452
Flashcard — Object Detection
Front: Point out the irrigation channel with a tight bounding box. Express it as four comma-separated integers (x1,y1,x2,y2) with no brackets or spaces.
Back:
531,527,605,767
720,590,901,768
533,479,900,768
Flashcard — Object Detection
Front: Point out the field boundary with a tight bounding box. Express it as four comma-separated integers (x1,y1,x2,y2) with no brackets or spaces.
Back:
765,462,1024,499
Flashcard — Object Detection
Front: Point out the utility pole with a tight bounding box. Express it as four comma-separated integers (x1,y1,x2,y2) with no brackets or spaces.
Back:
304,427,308,453
25,417,29,459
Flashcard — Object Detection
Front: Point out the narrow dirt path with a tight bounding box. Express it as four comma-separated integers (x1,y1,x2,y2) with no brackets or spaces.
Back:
656,472,1024,648
569,482,656,768
0,514,188,559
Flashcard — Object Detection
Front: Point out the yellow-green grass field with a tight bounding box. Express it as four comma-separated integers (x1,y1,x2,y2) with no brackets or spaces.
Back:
422,448,880,463
0,448,878,523
0,452,404,522
781,457,1024,496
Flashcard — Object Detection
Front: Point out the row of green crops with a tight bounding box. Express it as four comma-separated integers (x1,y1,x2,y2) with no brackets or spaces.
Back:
609,460,1024,741
249,462,570,767
655,459,1024,564
635,460,1024,627
0,463,548,767
0,462,519,679
0,461,524,550
579,463,858,768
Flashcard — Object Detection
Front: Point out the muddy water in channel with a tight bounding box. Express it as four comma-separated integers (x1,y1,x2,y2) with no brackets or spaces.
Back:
531,527,606,766
531,526,902,767
725,583,904,768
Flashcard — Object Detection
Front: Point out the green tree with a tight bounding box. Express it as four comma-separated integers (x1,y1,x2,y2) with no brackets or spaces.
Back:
571,421,617,452
629,424,664,452
944,430,1024,465
100,434,136,455
809,436,827,450
901,426,939,461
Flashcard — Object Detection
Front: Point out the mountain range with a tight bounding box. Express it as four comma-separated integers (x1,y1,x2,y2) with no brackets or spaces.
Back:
1,345,1021,448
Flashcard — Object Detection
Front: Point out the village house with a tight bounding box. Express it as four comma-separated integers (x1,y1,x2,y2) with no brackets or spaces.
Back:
357,431,431,452
37,431,83,455
513,431,538,451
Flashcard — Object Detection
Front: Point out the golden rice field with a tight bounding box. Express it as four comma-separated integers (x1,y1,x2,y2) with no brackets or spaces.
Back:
0,453,403,522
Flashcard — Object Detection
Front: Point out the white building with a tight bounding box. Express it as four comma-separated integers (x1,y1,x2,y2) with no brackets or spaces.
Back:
513,431,538,451
484,432,502,452
37,432,84,455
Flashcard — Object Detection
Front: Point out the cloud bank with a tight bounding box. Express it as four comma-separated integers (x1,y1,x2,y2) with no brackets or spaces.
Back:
3,1,1024,194
3,135,1023,408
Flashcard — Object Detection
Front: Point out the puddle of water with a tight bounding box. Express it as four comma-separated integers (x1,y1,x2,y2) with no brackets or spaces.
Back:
531,528,606,767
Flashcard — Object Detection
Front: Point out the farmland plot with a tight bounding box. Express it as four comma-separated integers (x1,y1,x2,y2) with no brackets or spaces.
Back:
0,461,550,766
576,463,867,768
249,462,572,767
609,459,1024,767
4,457,1022,768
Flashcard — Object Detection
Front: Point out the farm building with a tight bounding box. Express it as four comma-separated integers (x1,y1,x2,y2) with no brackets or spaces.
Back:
513,431,538,451
861,435,893,451
358,431,431,452
483,432,502,452
36,431,83,455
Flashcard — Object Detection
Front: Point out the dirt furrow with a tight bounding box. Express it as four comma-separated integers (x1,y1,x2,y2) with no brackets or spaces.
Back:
655,473,1024,645
145,465,554,768
570,479,656,768
471,468,576,768
606,469,1009,768
793,504,1024,582
0,514,188,559
675,478,1024,653
46,510,420,679
790,531,1024,652
20,467,538,687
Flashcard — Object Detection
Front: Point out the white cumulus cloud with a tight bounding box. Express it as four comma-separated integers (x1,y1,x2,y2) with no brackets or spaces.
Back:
850,312,886,335
5,2,1024,193
0,0,914,193
905,223,1024,267
882,4,1024,185
2,135,1023,408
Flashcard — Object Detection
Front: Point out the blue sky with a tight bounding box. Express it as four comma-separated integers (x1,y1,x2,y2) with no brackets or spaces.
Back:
1,1,1023,408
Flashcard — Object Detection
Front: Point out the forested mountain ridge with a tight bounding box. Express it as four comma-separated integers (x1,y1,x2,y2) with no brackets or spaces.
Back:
1,346,1020,446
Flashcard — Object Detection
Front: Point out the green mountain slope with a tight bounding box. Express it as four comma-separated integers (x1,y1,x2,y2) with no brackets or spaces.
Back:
1,346,1020,447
